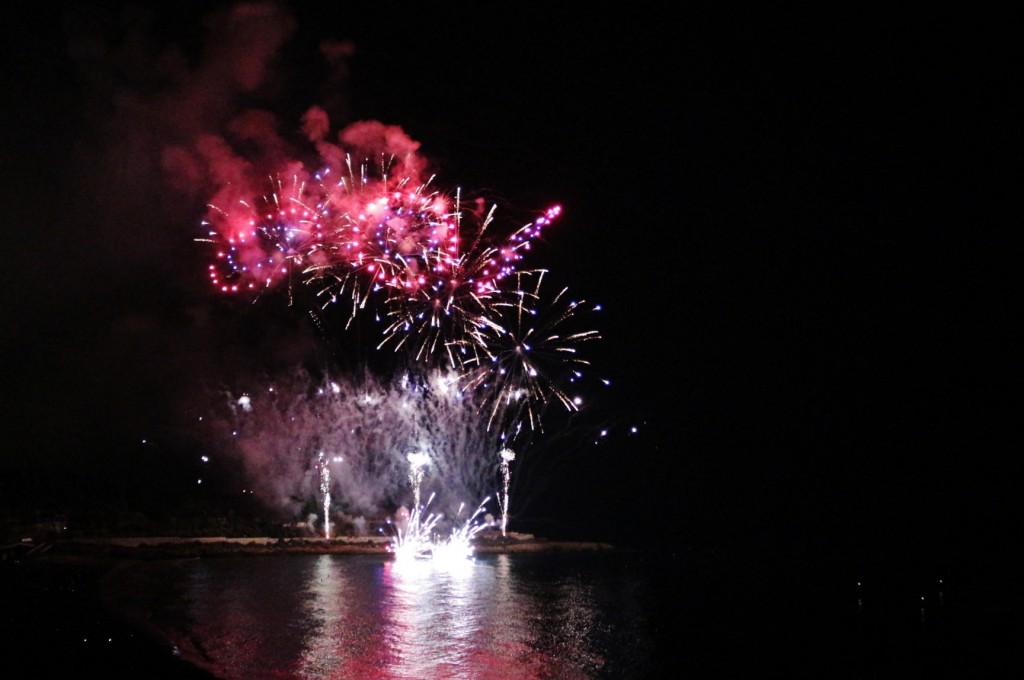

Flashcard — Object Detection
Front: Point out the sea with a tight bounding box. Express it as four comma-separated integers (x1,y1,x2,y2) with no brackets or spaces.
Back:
2,545,1020,679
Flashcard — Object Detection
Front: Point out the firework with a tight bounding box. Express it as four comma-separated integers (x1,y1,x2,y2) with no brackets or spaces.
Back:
377,201,564,369
387,493,491,564
199,157,568,385
203,365,512,518
453,269,601,431
199,173,335,303
305,158,459,327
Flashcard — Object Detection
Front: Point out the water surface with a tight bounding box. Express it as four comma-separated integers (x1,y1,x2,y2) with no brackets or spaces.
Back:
102,551,660,679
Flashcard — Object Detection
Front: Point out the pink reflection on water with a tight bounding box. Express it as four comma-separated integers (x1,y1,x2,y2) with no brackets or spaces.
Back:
122,554,609,679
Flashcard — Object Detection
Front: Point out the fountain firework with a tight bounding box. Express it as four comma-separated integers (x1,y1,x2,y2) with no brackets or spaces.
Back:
318,450,331,538
386,489,491,565
430,498,491,565
406,451,429,511
498,448,515,537
202,365,533,520
387,492,442,562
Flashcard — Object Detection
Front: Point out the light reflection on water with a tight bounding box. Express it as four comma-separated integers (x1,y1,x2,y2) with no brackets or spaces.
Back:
106,552,655,679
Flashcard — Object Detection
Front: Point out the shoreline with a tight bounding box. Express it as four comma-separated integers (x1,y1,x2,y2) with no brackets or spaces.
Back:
9,532,619,561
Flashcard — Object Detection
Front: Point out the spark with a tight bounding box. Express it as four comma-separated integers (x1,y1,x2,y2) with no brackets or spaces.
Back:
387,492,442,562
387,494,491,565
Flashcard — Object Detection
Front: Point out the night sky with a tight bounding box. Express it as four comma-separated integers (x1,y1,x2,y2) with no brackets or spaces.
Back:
1,3,1018,580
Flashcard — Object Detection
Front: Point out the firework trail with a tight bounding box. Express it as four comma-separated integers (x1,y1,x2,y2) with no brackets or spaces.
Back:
387,491,442,561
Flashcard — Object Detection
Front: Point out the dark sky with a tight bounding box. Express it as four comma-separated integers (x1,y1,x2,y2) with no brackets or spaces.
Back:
1,3,1018,570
